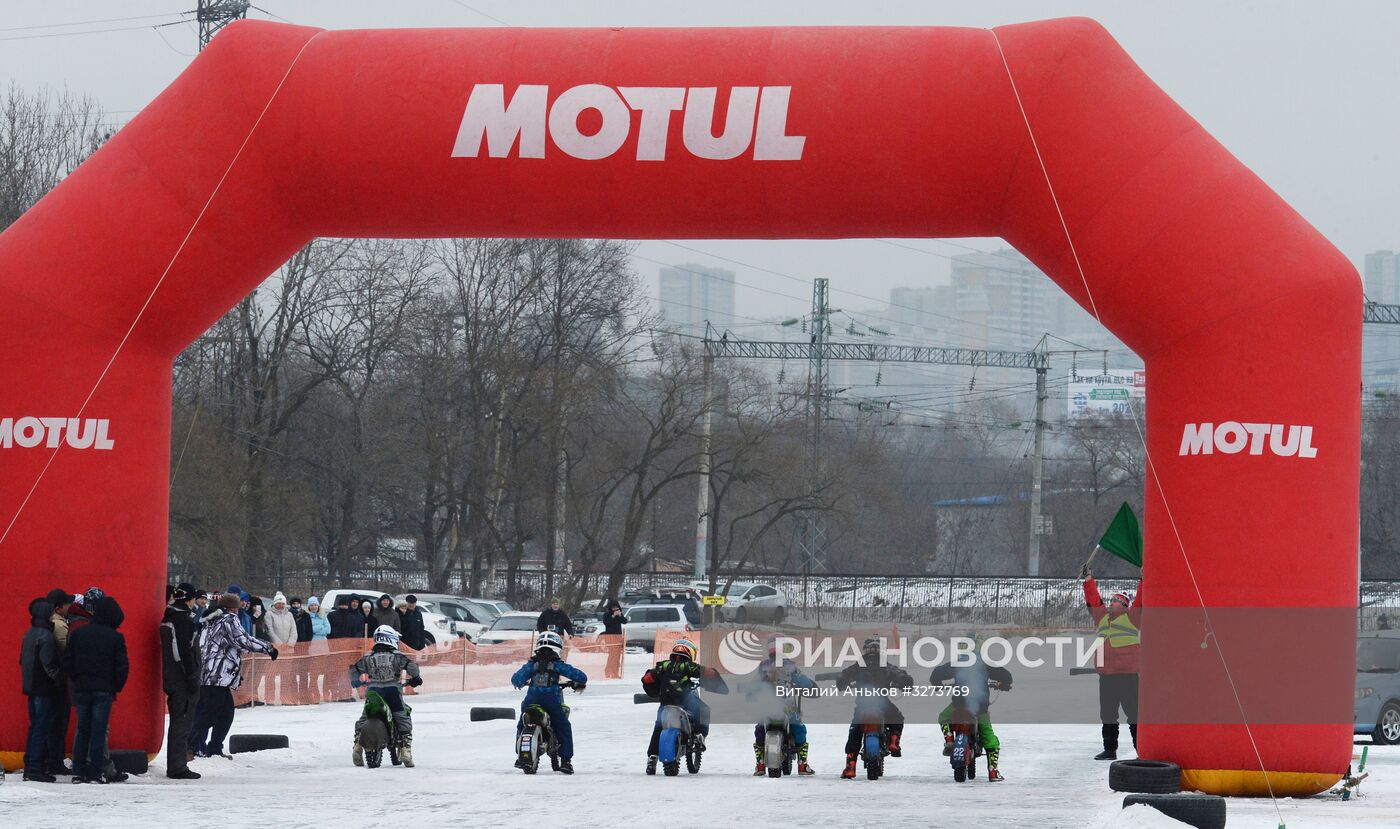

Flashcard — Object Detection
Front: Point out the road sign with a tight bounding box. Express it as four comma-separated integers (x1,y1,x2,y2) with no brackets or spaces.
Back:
702,595,727,606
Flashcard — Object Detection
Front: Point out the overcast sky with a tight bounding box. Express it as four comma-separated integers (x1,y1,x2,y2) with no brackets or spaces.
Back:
3,1,1396,345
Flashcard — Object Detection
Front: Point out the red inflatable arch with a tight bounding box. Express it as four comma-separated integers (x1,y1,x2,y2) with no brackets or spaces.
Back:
0,19,1358,794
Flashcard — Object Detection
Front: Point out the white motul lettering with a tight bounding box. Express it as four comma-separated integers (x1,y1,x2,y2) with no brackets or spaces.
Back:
452,84,548,159
454,84,805,161
40,416,66,448
753,86,806,160
94,419,115,451
0,417,114,450
1179,423,1213,455
1269,424,1300,457
66,418,96,449
1181,421,1316,459
1214,421,1248,454
1298,425,1317,459
14,416,43,448
682,87,760,160
547,84,631,160
1243,422,1270,455
619,87,685,161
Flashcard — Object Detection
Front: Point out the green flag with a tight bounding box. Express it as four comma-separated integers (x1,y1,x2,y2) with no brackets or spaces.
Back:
1098,502,1143,567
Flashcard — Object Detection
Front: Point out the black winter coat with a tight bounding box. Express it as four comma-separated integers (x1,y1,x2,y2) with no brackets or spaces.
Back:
326,607,359,639
537,607,574,636
62,595,129,696
293,608,313,642
399,607,427,649
602,608,624,635
161,602,200,693
20,599,61,697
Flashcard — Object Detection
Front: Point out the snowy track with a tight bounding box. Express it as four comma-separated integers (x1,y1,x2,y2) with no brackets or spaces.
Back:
3,658,1396,828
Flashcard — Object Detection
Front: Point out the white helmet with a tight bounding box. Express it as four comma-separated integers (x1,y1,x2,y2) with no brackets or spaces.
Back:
535,630,564,659
373,625,402,648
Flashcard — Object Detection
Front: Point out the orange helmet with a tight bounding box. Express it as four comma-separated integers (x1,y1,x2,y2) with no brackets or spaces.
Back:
671,638,698,662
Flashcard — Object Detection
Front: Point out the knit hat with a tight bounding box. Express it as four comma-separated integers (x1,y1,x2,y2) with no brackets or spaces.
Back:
308,596,320,608
1110,592,1132,606
172,582,199,602
272,592,288,608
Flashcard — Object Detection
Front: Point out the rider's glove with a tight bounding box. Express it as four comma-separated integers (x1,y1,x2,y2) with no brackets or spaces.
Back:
267,647,279,662
407,675,424,688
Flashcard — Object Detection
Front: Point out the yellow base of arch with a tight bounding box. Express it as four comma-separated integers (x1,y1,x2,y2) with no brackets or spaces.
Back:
1182,767,1342,797
1,750,23,772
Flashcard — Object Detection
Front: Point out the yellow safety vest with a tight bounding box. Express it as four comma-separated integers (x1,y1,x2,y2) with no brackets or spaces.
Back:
1096,612,1140,648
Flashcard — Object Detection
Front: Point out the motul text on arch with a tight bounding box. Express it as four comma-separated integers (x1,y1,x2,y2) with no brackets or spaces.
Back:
452,84,807,161
0,417,115,450
1178,422,1317,458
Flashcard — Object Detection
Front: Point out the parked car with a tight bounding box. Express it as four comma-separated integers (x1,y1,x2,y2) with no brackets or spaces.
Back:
581,604,694,650
691,581,787,623
399,593,490,641
622,589,704,629
1355,631,1400,744
469,598,516,618
474,611,542,646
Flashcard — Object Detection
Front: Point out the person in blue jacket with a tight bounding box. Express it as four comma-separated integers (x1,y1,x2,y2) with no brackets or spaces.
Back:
511,630,587,774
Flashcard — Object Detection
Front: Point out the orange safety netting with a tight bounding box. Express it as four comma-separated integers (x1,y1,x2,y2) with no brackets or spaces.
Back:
230,635,627,706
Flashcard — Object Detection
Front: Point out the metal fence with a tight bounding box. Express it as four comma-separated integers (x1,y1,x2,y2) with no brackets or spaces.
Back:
171,566,1400,631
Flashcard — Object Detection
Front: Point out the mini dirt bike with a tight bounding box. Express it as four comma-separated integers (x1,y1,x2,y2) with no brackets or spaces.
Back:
515,680,582,774
356,687,410,769
944,679,1007,783
761,711,799,778
852,694,890,781
656,703,703,776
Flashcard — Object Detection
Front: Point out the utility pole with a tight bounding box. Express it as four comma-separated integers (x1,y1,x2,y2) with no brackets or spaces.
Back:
694,351,714,581
797,278,832,574
705,287,1067,577
197,1,250,50
1027,362,1049,576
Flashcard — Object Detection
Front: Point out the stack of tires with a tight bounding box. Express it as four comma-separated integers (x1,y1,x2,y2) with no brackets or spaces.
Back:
1110,760,1226,829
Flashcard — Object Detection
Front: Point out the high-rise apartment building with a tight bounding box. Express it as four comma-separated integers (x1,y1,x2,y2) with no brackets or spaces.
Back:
657,263,736,335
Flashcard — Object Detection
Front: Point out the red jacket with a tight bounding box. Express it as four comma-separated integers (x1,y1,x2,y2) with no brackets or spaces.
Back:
1084,577,1143,675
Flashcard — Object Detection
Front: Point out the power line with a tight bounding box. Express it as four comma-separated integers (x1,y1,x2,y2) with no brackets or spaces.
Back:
0,20,189,42
0,12,188,33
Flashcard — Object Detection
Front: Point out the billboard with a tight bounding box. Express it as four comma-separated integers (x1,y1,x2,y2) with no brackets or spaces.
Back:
1068,368,1145,417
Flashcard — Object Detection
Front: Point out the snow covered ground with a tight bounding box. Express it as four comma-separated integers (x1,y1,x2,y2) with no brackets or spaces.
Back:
2,653,1395,828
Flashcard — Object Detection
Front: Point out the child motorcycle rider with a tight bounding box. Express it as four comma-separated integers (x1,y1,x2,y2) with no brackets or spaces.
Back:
350,625,423,767
836,636,914,779
749,637,817,776
930,632,1012,782
510,631,588,774
640,638,729,774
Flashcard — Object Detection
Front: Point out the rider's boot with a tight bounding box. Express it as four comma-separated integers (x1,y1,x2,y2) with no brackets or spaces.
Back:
352,721,365,767
753,741,765,776
398,733,414,768
986,747,1002,781
798,742,815,775
559,758,574,775
840,753,858,779
887,728,902,757
645,755,658,775
943,735,954,757
693,733,706,752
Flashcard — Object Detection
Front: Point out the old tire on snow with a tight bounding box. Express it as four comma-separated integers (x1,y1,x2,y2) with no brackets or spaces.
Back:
1109,759,1182,793
229,733,290,753
1122,794,1226,829
470,706,518,721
